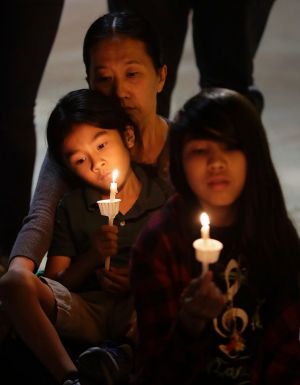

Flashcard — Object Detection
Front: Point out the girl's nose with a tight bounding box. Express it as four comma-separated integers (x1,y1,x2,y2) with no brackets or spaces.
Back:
208,151,226,171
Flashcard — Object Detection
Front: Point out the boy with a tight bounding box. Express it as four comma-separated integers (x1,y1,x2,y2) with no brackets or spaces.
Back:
0,89,169,385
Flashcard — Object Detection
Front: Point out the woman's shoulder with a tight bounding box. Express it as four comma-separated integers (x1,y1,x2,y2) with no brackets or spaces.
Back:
36,151,76,191
156,116,171,179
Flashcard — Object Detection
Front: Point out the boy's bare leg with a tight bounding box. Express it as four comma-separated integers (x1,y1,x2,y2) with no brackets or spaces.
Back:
0,269,78,383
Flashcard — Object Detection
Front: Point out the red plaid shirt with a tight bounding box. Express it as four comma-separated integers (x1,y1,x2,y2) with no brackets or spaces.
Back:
130,194,300,385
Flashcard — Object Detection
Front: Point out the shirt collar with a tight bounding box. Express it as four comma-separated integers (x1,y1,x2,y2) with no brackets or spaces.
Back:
83,163,167,218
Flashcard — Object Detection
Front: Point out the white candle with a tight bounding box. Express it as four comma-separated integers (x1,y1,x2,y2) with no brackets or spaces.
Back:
193,212,223,277
97,197,121,272
109,169,118,201
200,212,210,240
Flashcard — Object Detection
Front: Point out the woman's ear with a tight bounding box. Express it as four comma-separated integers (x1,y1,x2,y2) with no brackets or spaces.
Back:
124,125,136,149
86,75,91,88
157,64,167,94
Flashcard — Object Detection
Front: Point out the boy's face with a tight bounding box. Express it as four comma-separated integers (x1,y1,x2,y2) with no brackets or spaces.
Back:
182,139,247,218
87,36,166,128
62,123,133,192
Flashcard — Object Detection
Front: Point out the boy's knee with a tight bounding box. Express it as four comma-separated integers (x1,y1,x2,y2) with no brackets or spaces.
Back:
0,268,35,300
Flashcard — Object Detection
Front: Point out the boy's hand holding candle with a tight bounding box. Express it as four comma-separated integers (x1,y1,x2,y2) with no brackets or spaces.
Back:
193,212,223,277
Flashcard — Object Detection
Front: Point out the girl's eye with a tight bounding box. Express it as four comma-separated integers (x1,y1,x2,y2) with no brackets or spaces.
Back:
222,142,239,151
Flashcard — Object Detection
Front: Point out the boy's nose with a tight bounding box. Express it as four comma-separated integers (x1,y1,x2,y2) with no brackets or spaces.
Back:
91,158,105,173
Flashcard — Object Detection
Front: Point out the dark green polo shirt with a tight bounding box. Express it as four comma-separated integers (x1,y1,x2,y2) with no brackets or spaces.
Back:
48,164,169,290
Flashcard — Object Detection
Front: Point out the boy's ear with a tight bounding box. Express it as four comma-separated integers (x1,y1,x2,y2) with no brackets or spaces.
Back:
157,64,167,94
124,125,136,149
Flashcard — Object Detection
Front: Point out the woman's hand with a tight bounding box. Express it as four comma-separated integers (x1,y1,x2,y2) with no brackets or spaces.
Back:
98,266,131,296
179,271,226,336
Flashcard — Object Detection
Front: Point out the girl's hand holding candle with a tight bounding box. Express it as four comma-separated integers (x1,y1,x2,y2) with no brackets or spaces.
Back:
193,212,223,277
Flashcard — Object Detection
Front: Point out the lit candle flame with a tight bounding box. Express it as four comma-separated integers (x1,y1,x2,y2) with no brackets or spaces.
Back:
110,169,119,201
112,169,118,183
200,212,210,240
200,212,210,227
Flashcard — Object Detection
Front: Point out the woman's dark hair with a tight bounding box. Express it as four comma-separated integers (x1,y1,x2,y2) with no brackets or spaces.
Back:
83,11,164,75
46,88,139,165
170,88,299,300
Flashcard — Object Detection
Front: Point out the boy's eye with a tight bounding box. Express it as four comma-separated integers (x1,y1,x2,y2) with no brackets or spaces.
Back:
97,142,106,150
74,156,86,166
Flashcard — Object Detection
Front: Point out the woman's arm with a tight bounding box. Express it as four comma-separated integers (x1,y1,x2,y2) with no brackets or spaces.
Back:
9,152,71,270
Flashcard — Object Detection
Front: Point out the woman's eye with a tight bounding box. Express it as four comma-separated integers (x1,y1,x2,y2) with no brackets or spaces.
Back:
193,148,207,155
96,75,111,83
127,71,139,78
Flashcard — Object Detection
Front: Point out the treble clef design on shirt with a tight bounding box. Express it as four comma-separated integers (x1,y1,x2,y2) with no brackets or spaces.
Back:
213,259,249,358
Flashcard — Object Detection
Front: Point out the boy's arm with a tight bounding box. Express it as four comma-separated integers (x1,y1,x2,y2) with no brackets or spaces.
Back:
44,251,100,291
100,266,131,296
45,224,118,290
45,196,118,290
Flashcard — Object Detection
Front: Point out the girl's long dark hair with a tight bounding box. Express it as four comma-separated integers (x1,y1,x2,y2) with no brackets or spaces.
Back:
170,88,299,301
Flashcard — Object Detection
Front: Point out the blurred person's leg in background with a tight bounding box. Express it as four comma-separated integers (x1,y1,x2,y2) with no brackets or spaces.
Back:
0,0,64,262
192,0,276,113
108,0,275,116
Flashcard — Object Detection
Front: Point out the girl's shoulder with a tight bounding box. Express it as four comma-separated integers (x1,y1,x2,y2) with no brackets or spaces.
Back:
142,193,187,234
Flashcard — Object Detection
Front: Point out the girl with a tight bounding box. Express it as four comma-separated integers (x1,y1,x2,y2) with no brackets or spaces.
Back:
8,11,168,273
130,88,300,385
0,89,169,385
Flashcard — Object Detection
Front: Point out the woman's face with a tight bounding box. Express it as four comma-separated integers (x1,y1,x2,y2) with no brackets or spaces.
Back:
182,139,247,217
87,36,166,127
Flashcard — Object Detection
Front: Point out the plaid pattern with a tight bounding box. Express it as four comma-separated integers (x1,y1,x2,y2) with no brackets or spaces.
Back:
252,300,300,385
130,194,300,385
